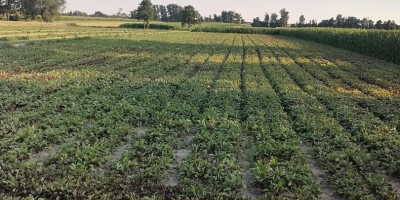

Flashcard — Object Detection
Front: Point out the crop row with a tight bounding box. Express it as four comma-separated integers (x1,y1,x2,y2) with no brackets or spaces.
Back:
251,34,399,199
268,36,400,136
0,33,230,198
242,36,321,198
261,35,400,172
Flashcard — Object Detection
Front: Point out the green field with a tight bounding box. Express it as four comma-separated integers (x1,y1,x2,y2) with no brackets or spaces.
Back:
1,22,400,199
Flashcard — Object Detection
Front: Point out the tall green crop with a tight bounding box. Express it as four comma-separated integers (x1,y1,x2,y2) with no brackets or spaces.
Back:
280,28,400,64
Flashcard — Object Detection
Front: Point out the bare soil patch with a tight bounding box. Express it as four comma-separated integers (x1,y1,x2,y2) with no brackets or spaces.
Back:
12,43,26,47
99,127,147,177
299,144,343,200
29,146,59,163
241,149,263,199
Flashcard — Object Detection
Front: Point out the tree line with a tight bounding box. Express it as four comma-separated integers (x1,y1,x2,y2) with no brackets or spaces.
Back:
0,0,66,22
131,3,184,23
131,3,244,25
63,9,130,19
251,9,398,30
133,0,201,29
203,11,243,24
251,9,289,27
295,14,398,30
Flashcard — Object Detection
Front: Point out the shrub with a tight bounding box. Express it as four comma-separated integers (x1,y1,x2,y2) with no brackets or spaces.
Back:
35,15,43,22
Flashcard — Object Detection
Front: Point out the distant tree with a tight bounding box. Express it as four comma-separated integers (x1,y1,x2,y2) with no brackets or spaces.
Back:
264,13,270,27
270,13,278,27
221,10,227,22
384,20,397,30
130,9,138,19
327,17,335,27
251,17,261,27
2,0,17,20
361,17,368,29
311,19,317,27
37,0,66,22
181,5,199,29
152,5,160,21
368,19,374,29
336,14,343,27
166,4,182,22
344,16,360,28
94,11,107,17
116,8,123,18
318,19,329,27
376,20,383,29
20,0,38,20
233,12,241,24
213,14,222,22
137,0,153,29
228,10,235,23
159,5,167,21
299,15,305,27
279,8,289,27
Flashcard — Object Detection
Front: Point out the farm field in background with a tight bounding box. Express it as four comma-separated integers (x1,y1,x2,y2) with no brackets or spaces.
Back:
1,25,400,199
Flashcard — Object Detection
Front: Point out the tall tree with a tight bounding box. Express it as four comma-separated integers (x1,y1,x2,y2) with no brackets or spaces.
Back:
166,4,182,22
270,13,278,27
336,14,343,27
264,13,270,27
20,0,37,20
368,19,374,29
159,5,167,22
213,14,222,22
227,10,235,23
299,15,305,27
221,10,227,22
152,4,160,21
344,16,360,28
233,12,241,24
361,17,368,29
251,17,261,27
137,0,153,29
130,9,138,19
1,0,16,20
37,0,66,22
376,20,383,29
328,17,335,27
180,5,199,29
279,8,289,27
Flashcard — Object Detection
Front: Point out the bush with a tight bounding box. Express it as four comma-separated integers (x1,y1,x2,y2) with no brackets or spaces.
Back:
35,15,43,22
9,15,20,21
120,23,179,30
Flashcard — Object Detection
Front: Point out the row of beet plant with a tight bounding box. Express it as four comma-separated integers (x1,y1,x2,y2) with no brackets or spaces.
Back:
0,33,219,199
262,35,400,177
242,36,321,198
251,34,398,199
179,36,245,197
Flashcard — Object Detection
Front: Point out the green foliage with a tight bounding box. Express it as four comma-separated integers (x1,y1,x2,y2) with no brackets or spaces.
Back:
59,16,135,22
192,26,280,35
137,0,154,29
180,5,200,29
120,23,178,30
37,0,66,22
9,15,20,21
35,15,43,22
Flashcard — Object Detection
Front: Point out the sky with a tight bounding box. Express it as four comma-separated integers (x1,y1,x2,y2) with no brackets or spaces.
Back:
65,0,400,24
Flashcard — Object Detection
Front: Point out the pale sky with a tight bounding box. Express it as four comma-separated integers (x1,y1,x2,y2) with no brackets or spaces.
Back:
65,0,400,23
